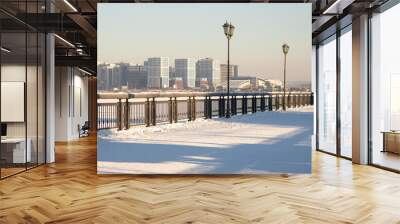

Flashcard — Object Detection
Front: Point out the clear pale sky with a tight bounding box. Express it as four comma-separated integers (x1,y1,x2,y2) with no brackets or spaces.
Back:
98,3,311,82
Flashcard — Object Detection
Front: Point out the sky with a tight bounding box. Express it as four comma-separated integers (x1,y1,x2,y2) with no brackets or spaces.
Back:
98,3,311,82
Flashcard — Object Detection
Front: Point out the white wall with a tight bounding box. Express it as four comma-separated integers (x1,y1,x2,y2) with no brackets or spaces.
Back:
55,67,89,141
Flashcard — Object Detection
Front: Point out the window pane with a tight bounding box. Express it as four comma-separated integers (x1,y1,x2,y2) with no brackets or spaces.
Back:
371,4,400,171
340,29,352,158
27,30,38,169
318,36,337,154
1,31,27,177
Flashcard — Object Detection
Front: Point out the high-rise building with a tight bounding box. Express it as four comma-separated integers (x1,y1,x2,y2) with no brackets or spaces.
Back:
117,62,130,86
146,57,170,88
220,64,238,88
109,64,123,90
196,58,220,89
97,63,110,90
175,58,196,88
126,64,148,89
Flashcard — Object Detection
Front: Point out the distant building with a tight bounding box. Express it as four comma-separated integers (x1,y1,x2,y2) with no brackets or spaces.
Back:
109,63,130,89
175,58,196,88
231,76,281,91
146,57,169,88
220,64,238,87
118,62,130,86
196,58,220,89
126,64,147,89
199,78,209,90
97,63,109,90
230,79,251,91
233,65,239,78
109,64,121,90
169,66,175,82
171,77,184,89
264,79,283,91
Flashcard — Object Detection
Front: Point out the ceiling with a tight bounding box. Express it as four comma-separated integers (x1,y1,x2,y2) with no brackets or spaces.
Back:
0,0,391,75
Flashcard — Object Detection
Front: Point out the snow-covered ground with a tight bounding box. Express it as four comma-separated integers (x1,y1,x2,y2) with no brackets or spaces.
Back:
98,106,313,174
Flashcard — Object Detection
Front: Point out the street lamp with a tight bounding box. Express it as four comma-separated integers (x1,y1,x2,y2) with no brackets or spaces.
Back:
282,43,289,111
223,21,235,118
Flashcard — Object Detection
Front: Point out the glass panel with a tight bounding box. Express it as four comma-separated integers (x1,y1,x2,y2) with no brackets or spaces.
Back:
27,30,38,169
38,32,45,165
340,28,352,158
1,31,27,177
0,1,46,178
371,4,400,171
26,1,39,169
318,36,337,154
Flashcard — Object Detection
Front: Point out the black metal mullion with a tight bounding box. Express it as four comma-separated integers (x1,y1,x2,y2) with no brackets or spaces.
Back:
336,29,341,157
44,23,47,164
315,44,320,151
36,0,39,167
25,0,28,171
367,10,373,165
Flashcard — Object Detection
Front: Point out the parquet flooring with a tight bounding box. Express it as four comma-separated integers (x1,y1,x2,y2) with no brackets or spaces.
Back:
1,135,400,223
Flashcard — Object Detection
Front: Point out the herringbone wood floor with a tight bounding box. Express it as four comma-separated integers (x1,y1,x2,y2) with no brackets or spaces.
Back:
1,135,400,224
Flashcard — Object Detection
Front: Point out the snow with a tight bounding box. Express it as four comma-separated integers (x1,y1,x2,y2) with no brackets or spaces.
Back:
98,106,313,174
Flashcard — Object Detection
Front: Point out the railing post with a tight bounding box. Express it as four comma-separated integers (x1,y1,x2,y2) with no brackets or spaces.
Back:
192,96,196,120
222,96,226,117
261,95,265,111
204,96,208,119
125,98,129,130
220,96,225,117
169,97,173,123
218,96,222,117
174,97,178,123
145,98,150,127
242,96,246,114
268,95,272,111
152,97,156,126
117,99,122,131
208,96,212,119
187,96,192,121
232,96,236,115
252,95,256,113
311,93,314,105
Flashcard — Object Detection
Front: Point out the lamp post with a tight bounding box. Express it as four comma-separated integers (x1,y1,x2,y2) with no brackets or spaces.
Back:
282,43,289,111
223,21,235,118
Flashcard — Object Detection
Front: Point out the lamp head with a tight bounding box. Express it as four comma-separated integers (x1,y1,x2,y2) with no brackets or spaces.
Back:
282,43,290,54
223,21,230,37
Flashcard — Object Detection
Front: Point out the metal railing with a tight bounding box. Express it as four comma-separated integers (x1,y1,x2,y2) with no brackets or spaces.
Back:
97,91,314,130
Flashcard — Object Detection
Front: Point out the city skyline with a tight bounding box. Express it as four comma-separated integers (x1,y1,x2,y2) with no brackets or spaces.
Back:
97,56,309,84
97,58,310,92
98,3,311,82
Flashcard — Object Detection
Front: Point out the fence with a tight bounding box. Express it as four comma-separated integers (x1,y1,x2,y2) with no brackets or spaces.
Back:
97,92,314,130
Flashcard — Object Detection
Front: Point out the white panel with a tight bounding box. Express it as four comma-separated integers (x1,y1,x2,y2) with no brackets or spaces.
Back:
1,82,25,122
390,74,400,130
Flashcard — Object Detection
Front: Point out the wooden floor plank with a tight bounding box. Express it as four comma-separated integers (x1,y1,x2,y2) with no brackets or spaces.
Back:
0,135,400,223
